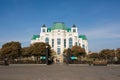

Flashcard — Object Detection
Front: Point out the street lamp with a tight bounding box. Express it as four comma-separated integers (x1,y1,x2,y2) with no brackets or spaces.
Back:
4,55,9,66
46,45,49,65
66,48,70,65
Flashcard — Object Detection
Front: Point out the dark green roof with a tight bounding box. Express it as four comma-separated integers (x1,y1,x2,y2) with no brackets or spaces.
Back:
79,35,87,40
42,24,46,27
31,35,40,40
67,28,71,32
47,28,51,32
72,24,76,27
51,22,67,30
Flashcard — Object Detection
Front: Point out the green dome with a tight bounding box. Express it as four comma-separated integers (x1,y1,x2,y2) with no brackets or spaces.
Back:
47,28,51,32
51,22,67,30
67,28,71,32
79,35,87,40
31,35,40,40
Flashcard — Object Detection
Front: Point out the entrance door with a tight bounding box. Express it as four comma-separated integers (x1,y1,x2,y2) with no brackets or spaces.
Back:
57,48,61,55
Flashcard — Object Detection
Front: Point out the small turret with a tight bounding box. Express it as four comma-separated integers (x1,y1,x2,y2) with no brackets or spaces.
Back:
72,24,76,27
42,24,46,27
71,24,77,32
41,24,47,32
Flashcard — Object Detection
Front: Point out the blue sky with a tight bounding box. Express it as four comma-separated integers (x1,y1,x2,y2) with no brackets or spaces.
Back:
0,0,120,52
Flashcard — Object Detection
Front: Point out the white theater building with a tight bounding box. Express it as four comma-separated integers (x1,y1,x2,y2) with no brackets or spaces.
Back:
31,22,88,57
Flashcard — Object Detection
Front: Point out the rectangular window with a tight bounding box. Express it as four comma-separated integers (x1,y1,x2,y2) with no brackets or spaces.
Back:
45,38,49,44
64,39,66,48
69,38,73,48
57,38,61,45
52,39,54,47
75,42,77,46
57,48,61,54
73,29,76,32
79,43,81,46
82,45,85,48
43,29,45,32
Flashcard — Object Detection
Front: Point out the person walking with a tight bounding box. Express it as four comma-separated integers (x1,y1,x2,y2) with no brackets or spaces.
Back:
4,56,9,66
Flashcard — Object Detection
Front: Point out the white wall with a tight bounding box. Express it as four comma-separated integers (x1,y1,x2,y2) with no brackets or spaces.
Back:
31,27,88,55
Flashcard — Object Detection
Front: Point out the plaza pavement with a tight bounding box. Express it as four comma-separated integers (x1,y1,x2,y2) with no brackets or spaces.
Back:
0,64,120,80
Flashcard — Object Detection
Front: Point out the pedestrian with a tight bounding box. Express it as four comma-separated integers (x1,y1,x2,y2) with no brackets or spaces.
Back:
88,61,92,66
4,56,9,66
89,63,91,66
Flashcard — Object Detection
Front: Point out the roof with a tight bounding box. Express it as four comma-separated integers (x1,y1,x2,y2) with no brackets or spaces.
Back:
67,28,71,32
79,35,87,40
51,22,67,30
47,28,51,32
42,24,46,27
72,24,76,27
31,35,40,40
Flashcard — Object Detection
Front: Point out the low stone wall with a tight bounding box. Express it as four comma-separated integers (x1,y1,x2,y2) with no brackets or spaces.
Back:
93,64,107,66
93,60,107,66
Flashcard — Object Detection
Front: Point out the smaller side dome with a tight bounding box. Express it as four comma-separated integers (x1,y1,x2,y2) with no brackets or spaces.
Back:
79,35,87,40
72,24,76,27
31,35,40,40
42,24,46,27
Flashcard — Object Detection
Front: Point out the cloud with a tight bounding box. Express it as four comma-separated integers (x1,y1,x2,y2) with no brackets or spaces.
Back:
79,22,120,52
80,23,120,39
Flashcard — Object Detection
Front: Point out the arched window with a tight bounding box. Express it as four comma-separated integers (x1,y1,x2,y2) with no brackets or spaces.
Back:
45,37,49,44
82,44,85,48
69,38,73,48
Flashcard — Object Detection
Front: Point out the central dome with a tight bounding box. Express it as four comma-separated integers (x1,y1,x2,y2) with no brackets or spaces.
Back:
51,22,67,30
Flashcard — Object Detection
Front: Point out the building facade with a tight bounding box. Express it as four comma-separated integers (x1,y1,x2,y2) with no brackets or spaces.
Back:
31,22,88,56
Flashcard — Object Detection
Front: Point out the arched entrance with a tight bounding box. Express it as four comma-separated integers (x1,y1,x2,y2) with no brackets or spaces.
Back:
53,55,63,64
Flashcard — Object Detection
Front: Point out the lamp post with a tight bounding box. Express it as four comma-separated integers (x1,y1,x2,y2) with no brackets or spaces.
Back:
4,55,9,66
66,48,70,65
46,46,49,65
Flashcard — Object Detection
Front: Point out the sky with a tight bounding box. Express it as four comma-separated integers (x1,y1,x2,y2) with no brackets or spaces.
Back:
0,0,120,52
